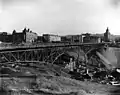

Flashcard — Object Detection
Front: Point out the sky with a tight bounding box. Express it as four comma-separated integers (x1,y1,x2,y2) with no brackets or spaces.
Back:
0,0,120,35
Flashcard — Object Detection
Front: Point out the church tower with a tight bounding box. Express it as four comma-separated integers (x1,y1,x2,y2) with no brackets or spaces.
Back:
104,27,110,42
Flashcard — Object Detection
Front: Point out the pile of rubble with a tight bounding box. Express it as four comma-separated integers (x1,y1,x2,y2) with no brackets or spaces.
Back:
63,48,120,86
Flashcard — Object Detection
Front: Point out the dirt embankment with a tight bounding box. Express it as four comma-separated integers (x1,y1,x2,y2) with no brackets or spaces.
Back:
1,62,118,95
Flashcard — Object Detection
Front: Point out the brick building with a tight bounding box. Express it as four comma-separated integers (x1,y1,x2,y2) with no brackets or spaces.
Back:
12,28,38,43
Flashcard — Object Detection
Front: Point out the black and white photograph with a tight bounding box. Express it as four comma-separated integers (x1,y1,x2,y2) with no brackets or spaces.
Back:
0,0,120,95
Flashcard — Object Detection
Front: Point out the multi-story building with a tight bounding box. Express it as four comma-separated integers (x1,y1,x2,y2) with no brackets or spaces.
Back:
12,30,25,43
61,36,72,42
4,34,12,42
83,33,101,43
25,31,38,43
36,36,44,43
103,27,116,42
43,34,61,42
12,28,38,43
71,35,84,43
0,32,12,42
61,35,84,43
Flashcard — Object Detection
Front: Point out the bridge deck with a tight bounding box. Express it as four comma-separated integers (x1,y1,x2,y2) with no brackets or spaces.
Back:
0,42,107,52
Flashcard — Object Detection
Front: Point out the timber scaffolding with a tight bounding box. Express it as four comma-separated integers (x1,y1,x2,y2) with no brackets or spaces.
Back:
0,42,111,64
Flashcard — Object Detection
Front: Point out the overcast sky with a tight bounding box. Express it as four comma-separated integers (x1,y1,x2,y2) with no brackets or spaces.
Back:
0,0,120,35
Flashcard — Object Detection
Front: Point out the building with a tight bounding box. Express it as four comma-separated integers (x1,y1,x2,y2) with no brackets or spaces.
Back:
71,35,84,43
83,34,101,43
4,34,12,42
0,32,12,43
61,36,72,42
25,30,38,43
36,36,44,43
104,27,111,42
103,27,116,42
61,35,84,43
0,32,7,42
12,28,38,43
43,34,61,42
12,30,25,43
